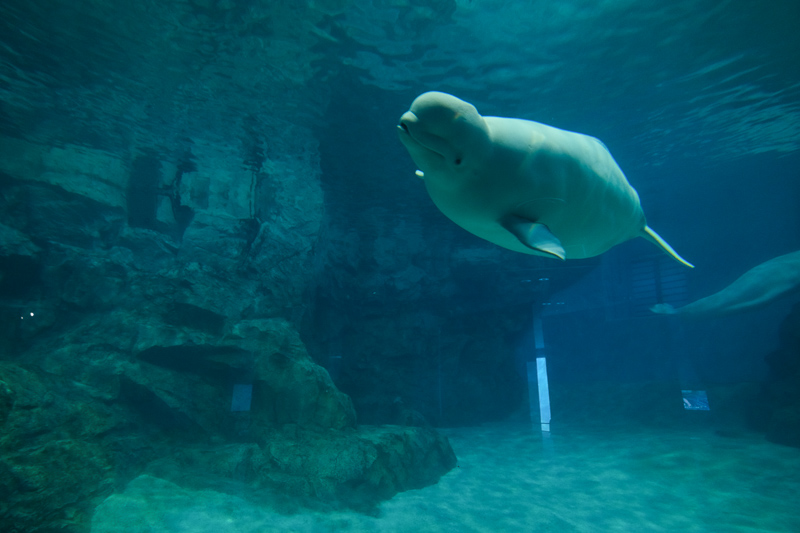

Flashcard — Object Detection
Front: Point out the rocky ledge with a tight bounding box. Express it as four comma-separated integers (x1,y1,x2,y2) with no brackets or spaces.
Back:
0,316,456,532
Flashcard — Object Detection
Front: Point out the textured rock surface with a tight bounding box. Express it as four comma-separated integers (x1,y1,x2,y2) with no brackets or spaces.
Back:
0,363,124,533
308,302,529,427
0,304,457,530
142,424,456,513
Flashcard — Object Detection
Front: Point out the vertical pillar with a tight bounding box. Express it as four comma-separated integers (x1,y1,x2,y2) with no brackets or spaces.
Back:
437,328,443,424
528,313,552,432
536,356,551,432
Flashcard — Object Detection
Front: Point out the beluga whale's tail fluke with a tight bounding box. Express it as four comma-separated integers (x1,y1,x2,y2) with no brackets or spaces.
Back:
641,226,695,268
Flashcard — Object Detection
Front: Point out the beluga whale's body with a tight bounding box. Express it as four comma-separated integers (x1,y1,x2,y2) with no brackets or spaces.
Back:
397,91,693,267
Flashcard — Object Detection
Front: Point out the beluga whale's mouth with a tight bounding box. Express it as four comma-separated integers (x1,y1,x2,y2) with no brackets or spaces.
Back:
397,111,455,163
397,111,421,145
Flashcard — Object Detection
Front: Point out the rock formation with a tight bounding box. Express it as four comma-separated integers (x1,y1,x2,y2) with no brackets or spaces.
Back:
0,127,454,531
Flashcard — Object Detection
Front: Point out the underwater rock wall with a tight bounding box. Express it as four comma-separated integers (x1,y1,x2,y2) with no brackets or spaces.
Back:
308,293,528,427
306,203,537,427
0,132,324,352
0,126,456,530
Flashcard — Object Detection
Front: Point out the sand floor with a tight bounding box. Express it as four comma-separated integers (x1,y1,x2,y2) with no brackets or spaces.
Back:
92,421,800,533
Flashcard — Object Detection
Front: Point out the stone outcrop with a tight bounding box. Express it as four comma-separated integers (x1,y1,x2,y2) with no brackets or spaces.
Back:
0,363,122,533
0,309,455,530
143,424,455,513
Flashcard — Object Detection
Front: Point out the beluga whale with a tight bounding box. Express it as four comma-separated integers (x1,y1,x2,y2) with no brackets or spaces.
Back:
397,91,693,267
651,250,800,319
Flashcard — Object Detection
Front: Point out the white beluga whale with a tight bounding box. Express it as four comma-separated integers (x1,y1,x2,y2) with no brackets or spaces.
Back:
651,250,800,319
397,91,693,267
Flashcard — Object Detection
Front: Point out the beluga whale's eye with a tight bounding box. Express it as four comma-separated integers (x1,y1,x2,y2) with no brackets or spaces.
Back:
454,158,462,165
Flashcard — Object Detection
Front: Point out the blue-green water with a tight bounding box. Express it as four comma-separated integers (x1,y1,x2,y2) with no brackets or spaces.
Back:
1,1,799,532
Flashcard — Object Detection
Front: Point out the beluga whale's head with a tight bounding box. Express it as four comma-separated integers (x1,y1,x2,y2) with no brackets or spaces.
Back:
397,91,491,183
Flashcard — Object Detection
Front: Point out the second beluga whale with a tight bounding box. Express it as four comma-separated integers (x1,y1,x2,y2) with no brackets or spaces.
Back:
651,250,800,319
397,91,693,267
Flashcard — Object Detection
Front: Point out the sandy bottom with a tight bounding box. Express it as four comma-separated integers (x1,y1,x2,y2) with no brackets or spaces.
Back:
92,421,800,533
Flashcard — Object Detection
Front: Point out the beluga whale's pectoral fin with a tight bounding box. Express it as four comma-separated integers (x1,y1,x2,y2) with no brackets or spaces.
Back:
501,215,566,260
